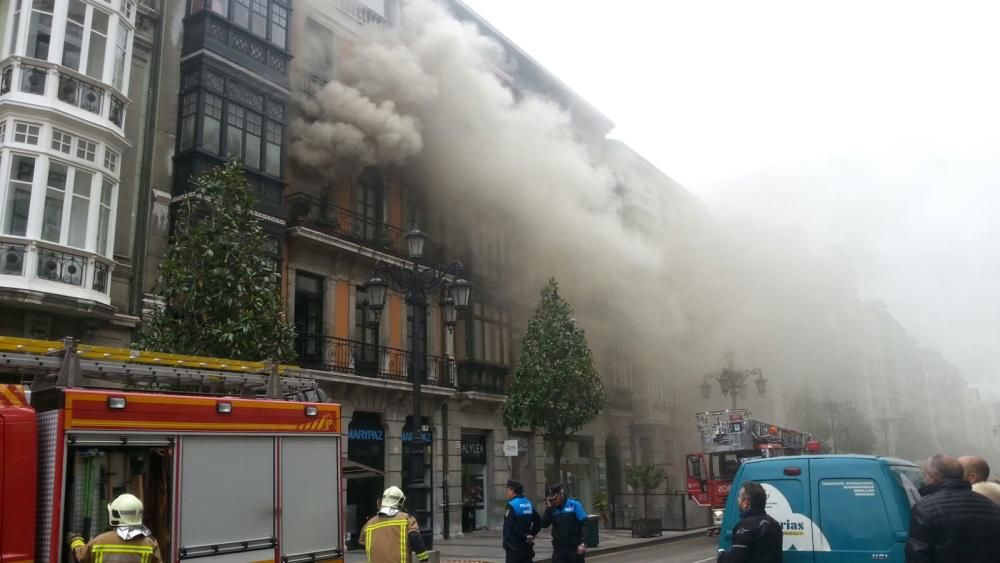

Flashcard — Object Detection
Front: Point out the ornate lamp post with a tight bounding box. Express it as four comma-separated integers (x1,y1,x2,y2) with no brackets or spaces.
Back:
365,226,470,534
702,352,767,410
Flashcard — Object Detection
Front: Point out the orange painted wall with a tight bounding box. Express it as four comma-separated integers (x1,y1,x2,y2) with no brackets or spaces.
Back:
387,174,403,229
389,294,403,349
334,280,350,339
335,176,352,211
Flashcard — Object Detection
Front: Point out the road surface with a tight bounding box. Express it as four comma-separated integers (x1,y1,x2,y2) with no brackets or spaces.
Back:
587,535,719,562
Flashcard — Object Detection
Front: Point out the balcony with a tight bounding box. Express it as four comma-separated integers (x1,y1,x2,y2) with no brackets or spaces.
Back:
0,237,115,314
286,193,447,262
296,334,455,388
336,0,390,26
0,59,127,132
605,386,633,412
633,396,675,426
456,360,509,394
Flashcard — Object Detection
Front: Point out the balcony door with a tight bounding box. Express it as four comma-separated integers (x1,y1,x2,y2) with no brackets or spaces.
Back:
354,167,384,243
294,273,324,367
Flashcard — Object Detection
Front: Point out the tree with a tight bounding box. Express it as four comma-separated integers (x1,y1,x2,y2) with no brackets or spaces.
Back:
503,278,605,483
625,463,665,520
139,161,296,362
786,391,877,455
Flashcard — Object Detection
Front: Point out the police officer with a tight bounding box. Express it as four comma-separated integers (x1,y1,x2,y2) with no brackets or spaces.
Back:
540,483,589,563
360,486,431,563
66,493,163,563
503,479,541,563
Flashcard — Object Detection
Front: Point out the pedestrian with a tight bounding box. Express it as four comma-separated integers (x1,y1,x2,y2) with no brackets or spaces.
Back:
66,493,163,563
716,481,782,563
540,483,589,563
905,454,1000,562
503,479,541,563
958,455,991,484
360,486,430,563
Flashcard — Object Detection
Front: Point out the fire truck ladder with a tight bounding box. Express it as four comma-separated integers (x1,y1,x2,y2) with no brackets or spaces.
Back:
0,336,325,401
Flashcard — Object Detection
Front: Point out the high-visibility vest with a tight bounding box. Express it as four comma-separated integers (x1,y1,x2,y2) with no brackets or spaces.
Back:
360,512,430,563
69,530,162,563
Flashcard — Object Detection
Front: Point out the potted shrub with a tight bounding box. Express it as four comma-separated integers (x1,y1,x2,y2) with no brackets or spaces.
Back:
625,463,665,538
593,492,610,527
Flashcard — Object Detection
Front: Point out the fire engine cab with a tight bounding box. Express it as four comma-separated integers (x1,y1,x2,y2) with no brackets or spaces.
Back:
0,336,345,563
685,409,817,529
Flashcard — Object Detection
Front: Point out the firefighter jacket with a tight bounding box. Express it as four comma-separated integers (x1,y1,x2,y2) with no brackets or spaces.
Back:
360,511,430,563
69,529,162,563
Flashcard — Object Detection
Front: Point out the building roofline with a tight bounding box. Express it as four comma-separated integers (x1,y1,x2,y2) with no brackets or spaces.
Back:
447,0,615,134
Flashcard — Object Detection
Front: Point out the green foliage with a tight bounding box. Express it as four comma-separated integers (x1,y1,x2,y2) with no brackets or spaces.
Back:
503,278,604,482
138,161,296,362
786,391,877,455
625,463,666,494
625,463,665,519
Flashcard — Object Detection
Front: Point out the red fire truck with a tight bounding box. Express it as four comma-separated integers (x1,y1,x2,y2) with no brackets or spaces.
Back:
0,336,345,563
685,409,817,529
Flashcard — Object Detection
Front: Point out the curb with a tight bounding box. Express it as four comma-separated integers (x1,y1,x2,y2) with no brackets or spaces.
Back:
532,529,710,563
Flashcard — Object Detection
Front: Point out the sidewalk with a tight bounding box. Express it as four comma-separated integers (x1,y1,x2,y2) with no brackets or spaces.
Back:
345,526,711,563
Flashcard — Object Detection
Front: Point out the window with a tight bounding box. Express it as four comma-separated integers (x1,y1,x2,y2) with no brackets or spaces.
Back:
121,0,134,19
245,110,261,169
890,465,924,507
9,1,22,56
88,9,110,80
68,170,91,248
76,138,97,161
27,0,55,61
103,148,118,173
3,155,35,236
469,303,511,365
112,20,128,90
264,121,281,176
41,162,68,242
303,19,334,90
232,0,250,28
52,129,73,154
62,0,87,72
202,93,223,153
226,104,245,159
225,104,263,168
109,96,124,126
14,121,40,144
250,0,267,38
1,66,11,94
354,286,379,356
192,0,228,16
0,122,6,143
179,93,197,150
96,178,113,255
270,2,287,48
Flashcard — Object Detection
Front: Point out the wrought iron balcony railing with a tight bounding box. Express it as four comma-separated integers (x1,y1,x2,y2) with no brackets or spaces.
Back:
456,360,509,395
295,334,456,388
286,193,447,262
605,386,633,412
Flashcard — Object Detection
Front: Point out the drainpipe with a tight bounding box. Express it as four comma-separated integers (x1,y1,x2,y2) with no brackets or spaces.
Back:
441,402,450,539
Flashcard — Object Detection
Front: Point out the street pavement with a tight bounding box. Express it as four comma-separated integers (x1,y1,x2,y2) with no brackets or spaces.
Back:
345,527,718,563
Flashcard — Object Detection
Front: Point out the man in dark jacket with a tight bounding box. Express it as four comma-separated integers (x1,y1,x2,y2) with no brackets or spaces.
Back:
905,454,1000,562
540,484,588,563
717,481,782,563
503,479,541,563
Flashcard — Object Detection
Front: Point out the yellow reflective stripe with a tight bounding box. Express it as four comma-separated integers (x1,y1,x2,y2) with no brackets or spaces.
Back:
71,539,86,549
365,527,373,562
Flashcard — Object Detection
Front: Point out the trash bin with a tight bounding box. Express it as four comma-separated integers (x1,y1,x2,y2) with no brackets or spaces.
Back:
584,514,600,547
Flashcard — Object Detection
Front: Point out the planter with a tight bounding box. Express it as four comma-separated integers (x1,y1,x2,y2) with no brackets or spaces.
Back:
631,517,662,538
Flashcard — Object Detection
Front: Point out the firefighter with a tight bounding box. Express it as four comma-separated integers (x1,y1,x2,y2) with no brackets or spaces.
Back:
66,493,162,563
360,486,431,563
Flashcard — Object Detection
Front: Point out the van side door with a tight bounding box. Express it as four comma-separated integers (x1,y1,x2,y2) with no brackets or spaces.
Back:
811,458,902,562
720,460,814,563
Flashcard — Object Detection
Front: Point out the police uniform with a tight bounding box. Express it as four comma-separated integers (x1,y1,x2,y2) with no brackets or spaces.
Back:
541,484,589,563
68,529,162,563
503,479,541,563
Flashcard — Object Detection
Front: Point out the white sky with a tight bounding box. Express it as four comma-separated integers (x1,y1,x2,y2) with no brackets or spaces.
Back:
462,0,1000,398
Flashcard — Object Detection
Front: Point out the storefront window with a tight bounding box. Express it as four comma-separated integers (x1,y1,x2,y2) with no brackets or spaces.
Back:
461,433,488,532
401,417,433,534
346,412,385,548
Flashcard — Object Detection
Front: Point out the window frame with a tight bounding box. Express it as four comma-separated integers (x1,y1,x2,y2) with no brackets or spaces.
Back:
190,0,290,49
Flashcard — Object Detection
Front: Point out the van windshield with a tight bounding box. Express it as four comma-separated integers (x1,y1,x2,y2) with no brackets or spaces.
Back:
890,465,924,506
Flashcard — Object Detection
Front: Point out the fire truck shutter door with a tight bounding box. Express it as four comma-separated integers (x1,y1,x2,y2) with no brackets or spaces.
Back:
180,436,275,553
281,436,342,559
68,434,172,446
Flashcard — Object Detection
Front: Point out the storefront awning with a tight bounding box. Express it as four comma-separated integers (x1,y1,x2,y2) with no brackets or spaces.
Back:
342,457,384,480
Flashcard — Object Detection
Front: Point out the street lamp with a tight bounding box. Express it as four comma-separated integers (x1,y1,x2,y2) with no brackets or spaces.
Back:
366,226,470,536
702,353,767,410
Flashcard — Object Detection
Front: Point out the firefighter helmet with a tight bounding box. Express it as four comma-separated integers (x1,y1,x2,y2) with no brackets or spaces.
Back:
381,486,406,510
107,493,144,527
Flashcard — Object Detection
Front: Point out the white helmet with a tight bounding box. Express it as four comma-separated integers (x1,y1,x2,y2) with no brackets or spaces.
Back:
108,494,143,527
381,486,406,510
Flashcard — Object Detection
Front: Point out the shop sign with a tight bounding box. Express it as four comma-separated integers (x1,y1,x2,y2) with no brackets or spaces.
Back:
461,435,487,464
503,439,519,457
348,428,385,441
402,430,433,443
